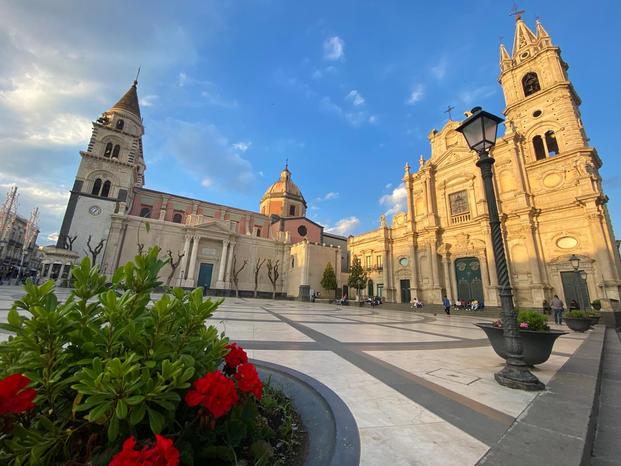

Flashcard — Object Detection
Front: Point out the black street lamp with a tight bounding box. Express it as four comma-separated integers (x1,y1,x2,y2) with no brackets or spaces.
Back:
569,254,585,310
457,107,544,391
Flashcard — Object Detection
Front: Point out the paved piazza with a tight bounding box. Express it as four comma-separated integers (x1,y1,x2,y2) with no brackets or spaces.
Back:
0,287,588,465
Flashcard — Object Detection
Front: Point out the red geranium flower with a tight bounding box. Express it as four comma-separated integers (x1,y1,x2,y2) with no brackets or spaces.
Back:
0,374,36,415
234,363,263,400
224,343,248,369
109,435,179,466
185,371,239,418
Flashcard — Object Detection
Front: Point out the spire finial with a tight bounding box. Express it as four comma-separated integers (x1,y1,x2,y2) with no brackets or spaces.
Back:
134,66,141,86
285,158,288,170
509,1,525,21
444,105,455,121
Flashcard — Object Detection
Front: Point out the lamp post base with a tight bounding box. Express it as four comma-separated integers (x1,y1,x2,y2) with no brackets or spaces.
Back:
495,365,545,391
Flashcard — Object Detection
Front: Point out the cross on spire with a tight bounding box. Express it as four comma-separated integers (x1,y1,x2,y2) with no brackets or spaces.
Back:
509,1,525,21
134,66,141,86
444,105,455,120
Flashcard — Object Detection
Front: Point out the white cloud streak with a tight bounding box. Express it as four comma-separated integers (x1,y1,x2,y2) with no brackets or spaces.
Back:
325,216,360,236
323,36,345,61
379,183,407,216
406,84,425,105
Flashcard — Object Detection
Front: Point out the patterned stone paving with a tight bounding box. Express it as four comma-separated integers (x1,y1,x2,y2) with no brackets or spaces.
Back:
0,286,588,465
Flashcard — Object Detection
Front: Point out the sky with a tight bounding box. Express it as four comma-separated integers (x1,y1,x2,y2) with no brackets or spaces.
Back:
1,0,620,244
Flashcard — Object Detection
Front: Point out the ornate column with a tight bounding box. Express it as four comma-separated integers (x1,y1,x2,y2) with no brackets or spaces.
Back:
186,235,200,286
430,241,441,302
409,243,420,298
216,239,229,285
178,234,191,285
225,241,236,287
442,256,453,301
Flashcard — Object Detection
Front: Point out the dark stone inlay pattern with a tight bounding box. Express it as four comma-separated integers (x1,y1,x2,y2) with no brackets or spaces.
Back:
260,306,513,446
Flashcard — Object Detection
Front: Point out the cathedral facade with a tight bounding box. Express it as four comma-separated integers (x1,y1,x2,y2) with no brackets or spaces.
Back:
348,18,621,307
45,81,347,298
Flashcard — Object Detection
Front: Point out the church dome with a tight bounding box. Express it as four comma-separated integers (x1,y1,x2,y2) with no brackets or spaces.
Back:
263,165,303,199
260,164,307,217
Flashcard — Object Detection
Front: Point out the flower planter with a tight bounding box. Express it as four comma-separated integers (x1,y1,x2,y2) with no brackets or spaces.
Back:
254,360,360,466
475,323,567,366
588,315,601,326
565,317,592,332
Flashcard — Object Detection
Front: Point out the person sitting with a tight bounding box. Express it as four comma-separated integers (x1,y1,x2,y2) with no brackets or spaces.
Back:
337,294,348,305
455,299,462,309
471,299,479,311
569,299,579,310
542,299,552,315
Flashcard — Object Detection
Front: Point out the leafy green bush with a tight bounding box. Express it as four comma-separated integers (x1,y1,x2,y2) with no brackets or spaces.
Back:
566,310,589,319
0,247,302,465
517,310,549,331
591,299,602,310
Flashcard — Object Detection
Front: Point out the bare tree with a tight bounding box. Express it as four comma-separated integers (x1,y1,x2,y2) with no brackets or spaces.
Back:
165,250,185,286
85,235,105,265
230,254,248,298
267,259,280,300
64,235,77,251
253,258,266,298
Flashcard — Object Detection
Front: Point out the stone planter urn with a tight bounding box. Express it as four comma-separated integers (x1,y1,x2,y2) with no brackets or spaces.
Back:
565,317,592,332
475,323,567,366
587,315,601,326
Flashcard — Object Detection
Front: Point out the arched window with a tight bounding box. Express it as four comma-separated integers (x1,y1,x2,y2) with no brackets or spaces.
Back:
101,180,111,198
289,205,296,216
112,144,120,158
172,213,183,224
116,119,125,130
545,130,559,156
104,142,113,157
533,135,546,160
91,178,102,195
139,206,152,218
522,72,541,97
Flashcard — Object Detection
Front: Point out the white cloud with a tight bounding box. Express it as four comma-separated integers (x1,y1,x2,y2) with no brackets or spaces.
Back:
159,119,256,193
459,86,497,105
345,90,365,106
385,183,393,189
325,216,360,236
379,183,407,216
324,36,345,61
430,57,448,80
47,232,59,242
315,192,339,202
320,96,372,127
200,90,239,109
406,84,425,105
140,94,158,107
232,141,252,152
368,115,378,124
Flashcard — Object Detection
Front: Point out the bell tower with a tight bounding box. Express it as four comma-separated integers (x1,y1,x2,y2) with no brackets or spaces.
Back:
56,80,146,264
498,16,588,160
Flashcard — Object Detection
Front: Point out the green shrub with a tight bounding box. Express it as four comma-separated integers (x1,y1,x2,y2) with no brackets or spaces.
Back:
591,299,602,310
517,310,549,331
0,247,300,465
566,310,589,319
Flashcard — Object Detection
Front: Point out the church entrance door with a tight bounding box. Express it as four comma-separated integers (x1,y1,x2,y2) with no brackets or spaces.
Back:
560,271,590,310
367,279,374,298
400,279,411,303
455,257,484,302
197,263,214,289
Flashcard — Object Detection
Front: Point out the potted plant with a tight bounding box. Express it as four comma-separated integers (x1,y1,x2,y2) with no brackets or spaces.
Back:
0,248,305,465
565,310,593,332
476,310,566,366
591,299,602,311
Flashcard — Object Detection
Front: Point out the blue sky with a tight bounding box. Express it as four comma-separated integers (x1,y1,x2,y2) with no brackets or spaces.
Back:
1,0,620,242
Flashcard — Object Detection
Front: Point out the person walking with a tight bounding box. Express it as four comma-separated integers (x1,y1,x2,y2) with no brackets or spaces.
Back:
551,294,564,325
443,295,451,316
